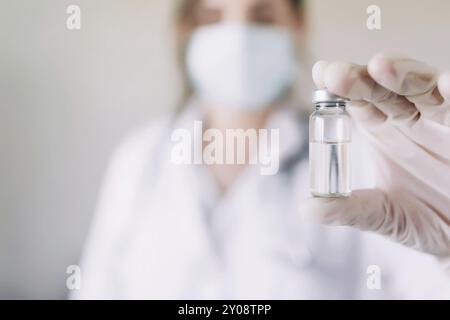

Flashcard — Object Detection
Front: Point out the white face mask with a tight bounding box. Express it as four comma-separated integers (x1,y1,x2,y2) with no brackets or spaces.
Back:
186,23,297,111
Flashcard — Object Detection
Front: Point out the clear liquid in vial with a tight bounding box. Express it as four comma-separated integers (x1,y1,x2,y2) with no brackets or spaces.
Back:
310,141,351,197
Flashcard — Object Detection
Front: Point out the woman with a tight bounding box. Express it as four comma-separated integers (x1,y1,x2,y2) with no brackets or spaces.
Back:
74,0,450,299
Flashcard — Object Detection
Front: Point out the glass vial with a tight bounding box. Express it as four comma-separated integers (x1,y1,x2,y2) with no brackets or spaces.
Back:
309,89,351,197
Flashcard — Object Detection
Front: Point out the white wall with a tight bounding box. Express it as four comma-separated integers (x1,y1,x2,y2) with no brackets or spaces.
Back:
309,0,450,69
1,0,449,299
0,0,179,299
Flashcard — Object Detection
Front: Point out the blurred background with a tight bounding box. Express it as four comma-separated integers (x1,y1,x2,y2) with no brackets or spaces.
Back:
1,0,449,299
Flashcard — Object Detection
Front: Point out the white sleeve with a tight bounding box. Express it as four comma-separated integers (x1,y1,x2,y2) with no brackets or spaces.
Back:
70,119,168,299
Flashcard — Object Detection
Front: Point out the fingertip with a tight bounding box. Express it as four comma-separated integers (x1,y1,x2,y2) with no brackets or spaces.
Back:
438,71,450,101
312,60,329,89
323,61,357,97
368,52,397,80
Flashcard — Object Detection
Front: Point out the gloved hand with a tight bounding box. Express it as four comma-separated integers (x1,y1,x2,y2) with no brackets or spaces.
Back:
301,53,450,267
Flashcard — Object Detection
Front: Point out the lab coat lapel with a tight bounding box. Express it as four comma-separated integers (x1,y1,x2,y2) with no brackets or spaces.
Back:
116,107,222,299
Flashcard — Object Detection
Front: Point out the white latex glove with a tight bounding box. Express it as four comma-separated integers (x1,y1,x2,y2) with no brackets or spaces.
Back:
301,53,450,267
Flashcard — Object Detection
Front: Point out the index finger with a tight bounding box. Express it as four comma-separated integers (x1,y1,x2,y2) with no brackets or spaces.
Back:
368,53,441,102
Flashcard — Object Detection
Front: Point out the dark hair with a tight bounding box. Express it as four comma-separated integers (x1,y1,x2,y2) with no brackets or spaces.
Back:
290,0,304,9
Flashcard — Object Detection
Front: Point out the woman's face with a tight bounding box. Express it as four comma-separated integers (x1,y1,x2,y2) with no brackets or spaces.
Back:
192,0,302,29
183,0,304,112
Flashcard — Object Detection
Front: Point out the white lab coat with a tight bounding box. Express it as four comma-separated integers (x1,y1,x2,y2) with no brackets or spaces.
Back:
73,100,449,300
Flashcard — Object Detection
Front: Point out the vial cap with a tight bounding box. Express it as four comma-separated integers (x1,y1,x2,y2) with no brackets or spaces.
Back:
313,89,350,104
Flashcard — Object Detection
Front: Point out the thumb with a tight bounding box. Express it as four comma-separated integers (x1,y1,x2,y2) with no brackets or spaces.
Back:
300,189,450,257
299,189,388,231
